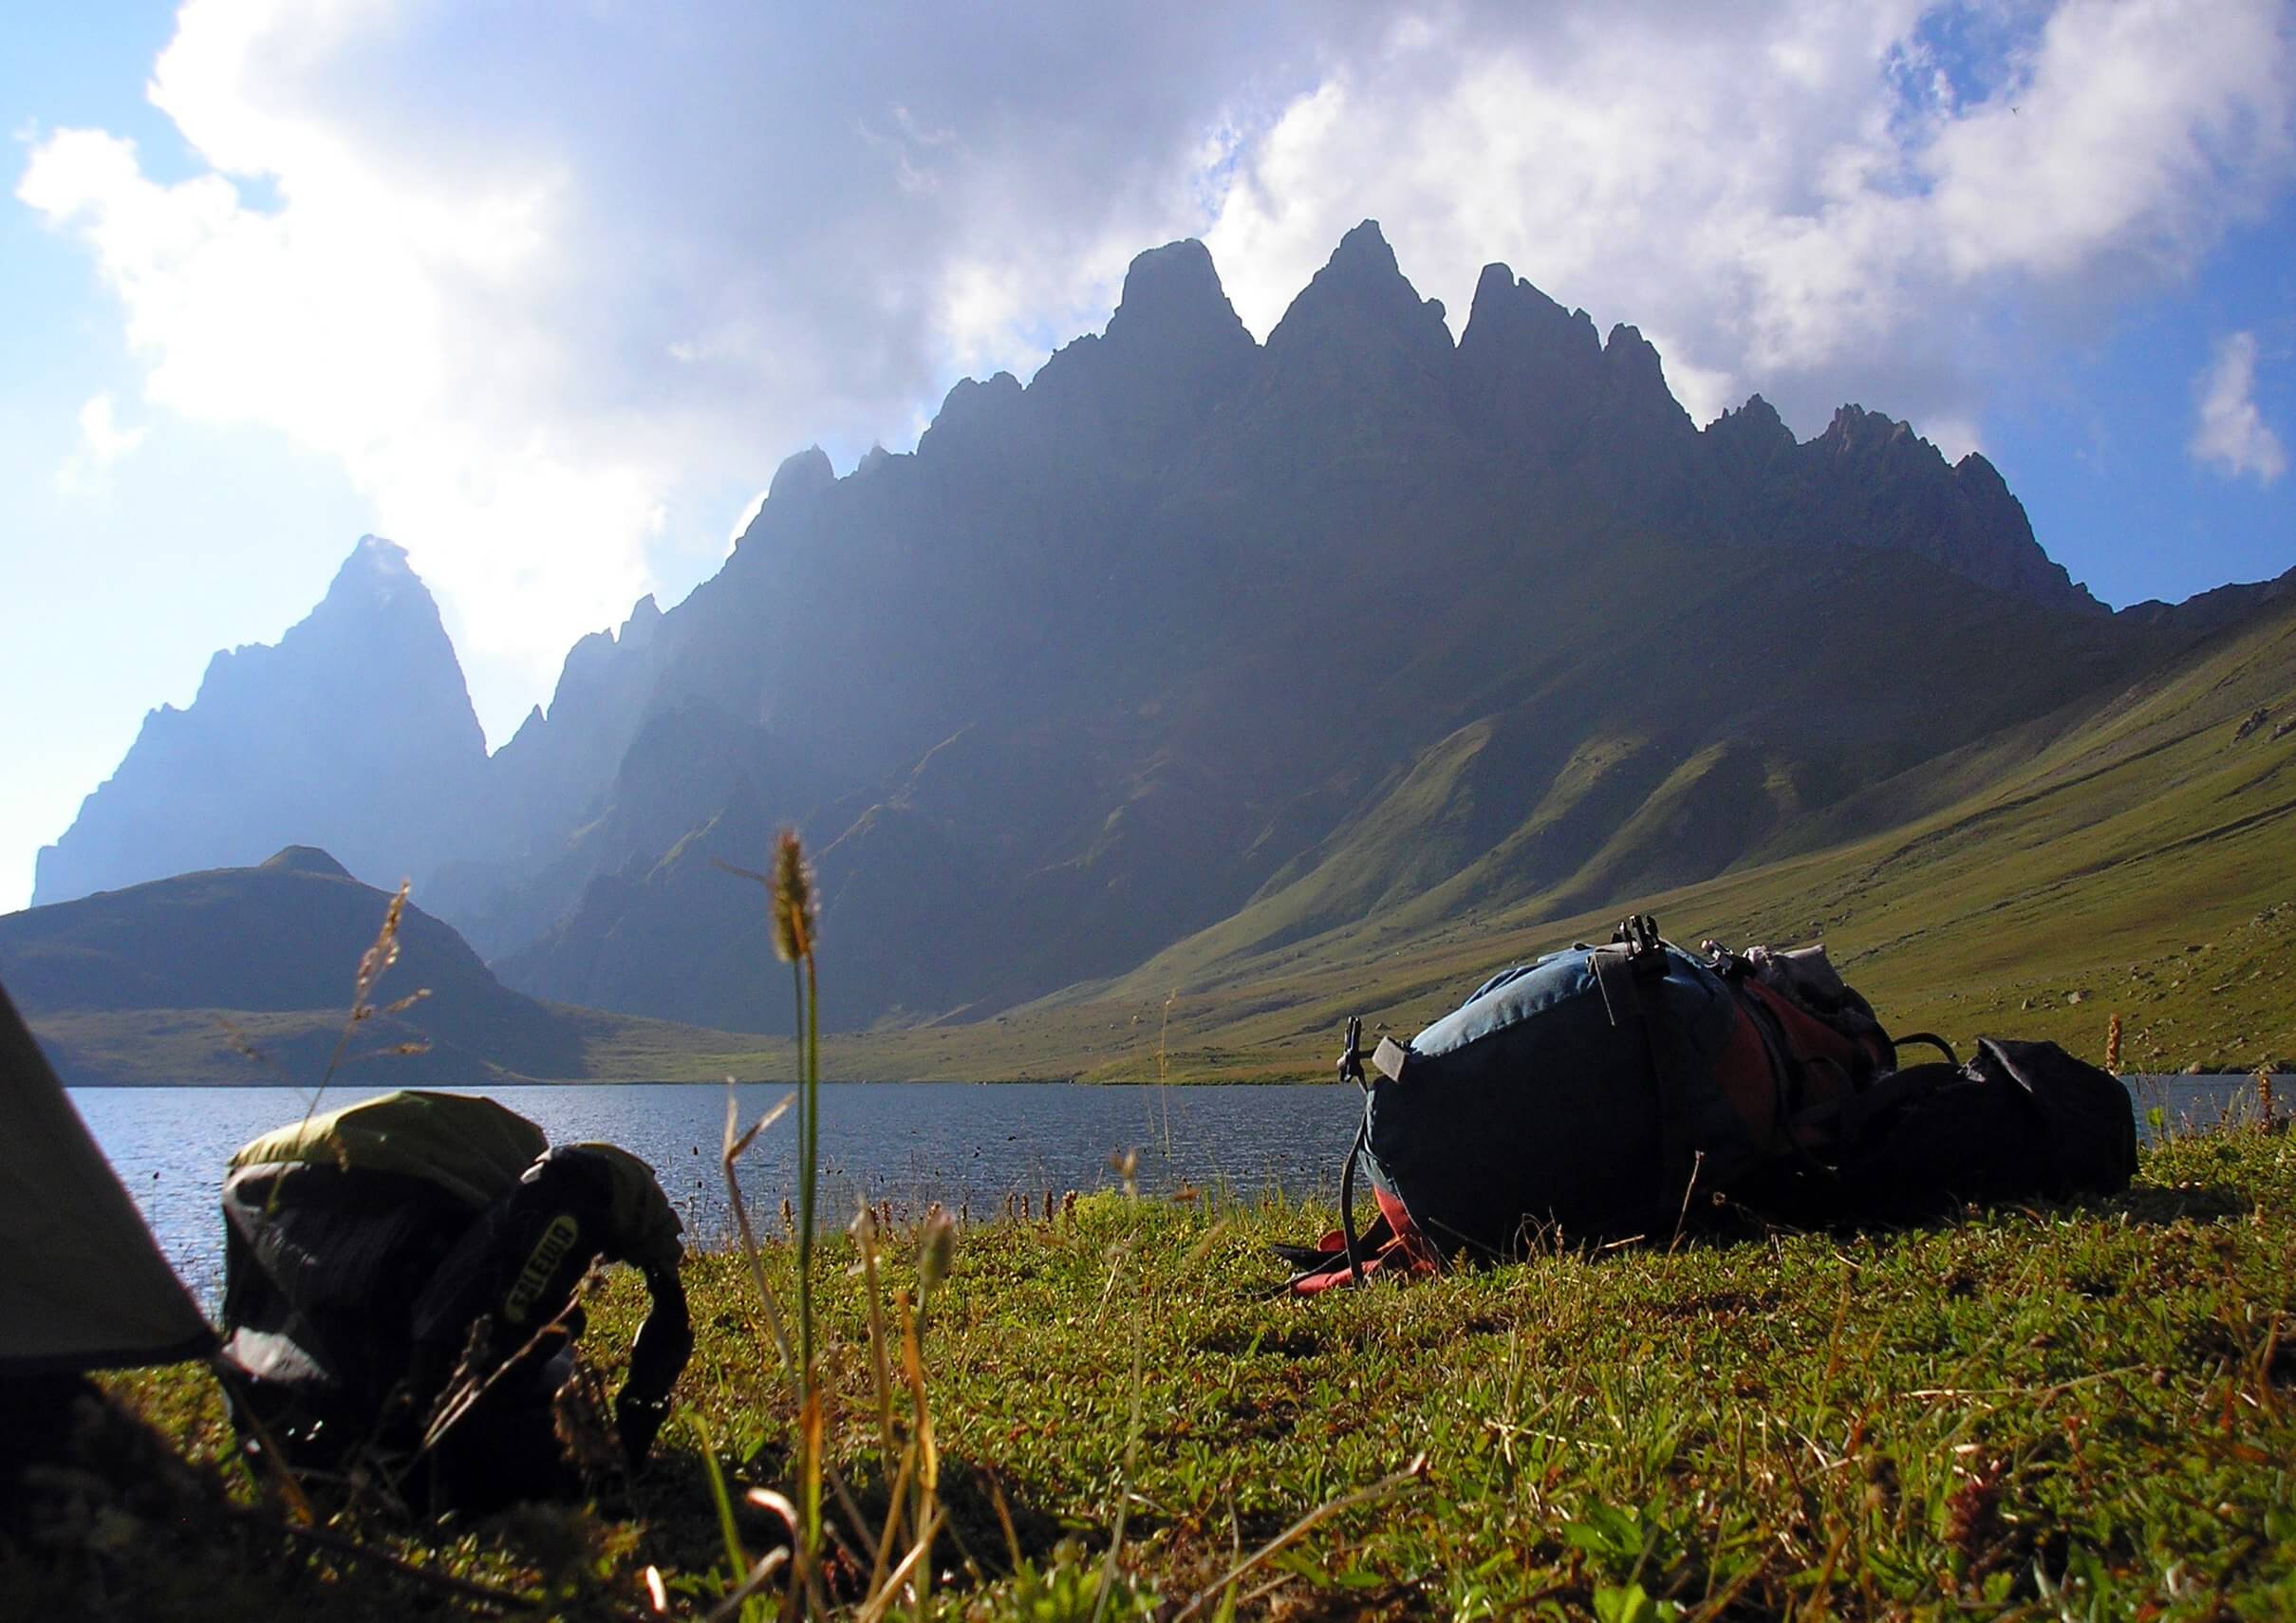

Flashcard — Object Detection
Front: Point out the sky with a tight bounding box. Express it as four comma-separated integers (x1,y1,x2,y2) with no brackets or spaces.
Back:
4,0,2292,915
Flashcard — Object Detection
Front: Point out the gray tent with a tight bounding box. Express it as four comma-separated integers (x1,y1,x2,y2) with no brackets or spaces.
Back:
0,979,213,1374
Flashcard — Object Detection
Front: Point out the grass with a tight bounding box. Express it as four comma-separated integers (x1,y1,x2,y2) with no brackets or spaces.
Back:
19,1121,2294,1619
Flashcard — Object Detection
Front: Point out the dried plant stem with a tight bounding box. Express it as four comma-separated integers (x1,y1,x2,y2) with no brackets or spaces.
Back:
721,1087,799,1402
698,1549,791,1623
413,1273,597,1464
854,1508,945,1623
854,1212,904,1548
729,831,829,1614
866,1441,919,1599
1168,1454,1429,1623
895,1289,940,1610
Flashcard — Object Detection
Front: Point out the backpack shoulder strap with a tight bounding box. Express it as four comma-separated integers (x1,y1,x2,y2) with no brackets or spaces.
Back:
1591,916,1699,1204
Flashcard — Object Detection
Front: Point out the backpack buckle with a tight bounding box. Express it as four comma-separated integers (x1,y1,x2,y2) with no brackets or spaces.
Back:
1337,1016,1367,1091
1613,913,1666,976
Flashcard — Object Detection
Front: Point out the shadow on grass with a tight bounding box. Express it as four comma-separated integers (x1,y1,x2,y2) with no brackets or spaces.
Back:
637,1440,1076,1598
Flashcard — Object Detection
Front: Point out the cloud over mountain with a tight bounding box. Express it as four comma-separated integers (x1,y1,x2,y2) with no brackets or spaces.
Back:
2191,330,2287,485
17,0,2293,743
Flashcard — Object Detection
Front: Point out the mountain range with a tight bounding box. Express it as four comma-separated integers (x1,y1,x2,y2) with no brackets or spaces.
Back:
19,220,2292,1071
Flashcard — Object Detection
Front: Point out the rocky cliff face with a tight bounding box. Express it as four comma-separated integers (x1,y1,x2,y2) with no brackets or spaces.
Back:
42,222,2167,1038
458,224,2136,1031
33,538,488,906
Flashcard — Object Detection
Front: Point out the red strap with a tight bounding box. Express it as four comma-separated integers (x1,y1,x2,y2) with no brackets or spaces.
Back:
1286,1186,1441,1296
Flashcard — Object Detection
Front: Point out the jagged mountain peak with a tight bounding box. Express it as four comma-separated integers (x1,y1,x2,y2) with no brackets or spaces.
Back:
1331,216,1403,274
1599,323,1678,404
1705,393,1796,466
1020,236,1259,465
345,532,410,573
33,536,487,907
1460,265,1600,365
1266,218,1450,358
1715,392,1788,432
1106,238,1249,351
44,221,2154,1046
916,372,1025,462
1467,260,1521,312
768,443,836,504
301,535,438,633
1820,402,1927,457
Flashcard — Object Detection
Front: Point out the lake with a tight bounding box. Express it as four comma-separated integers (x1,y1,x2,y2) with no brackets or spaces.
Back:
69,1081,1365,1302
69,1073,2257,1305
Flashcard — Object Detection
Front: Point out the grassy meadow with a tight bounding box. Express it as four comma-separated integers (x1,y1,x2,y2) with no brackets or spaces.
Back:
18,1120,2294,1620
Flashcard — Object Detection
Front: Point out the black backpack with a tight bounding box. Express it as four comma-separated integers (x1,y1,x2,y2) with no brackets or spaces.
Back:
1281,918,2137,1292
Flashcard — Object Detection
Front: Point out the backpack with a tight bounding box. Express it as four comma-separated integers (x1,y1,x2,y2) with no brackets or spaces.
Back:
1280,916,2134,1293
1832,1038,2138,1221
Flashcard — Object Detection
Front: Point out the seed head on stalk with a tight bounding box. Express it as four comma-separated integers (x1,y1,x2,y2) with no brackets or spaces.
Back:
771,829,815,964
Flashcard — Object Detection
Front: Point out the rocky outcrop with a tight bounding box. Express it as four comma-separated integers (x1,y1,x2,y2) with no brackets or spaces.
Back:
1790,406,2097,612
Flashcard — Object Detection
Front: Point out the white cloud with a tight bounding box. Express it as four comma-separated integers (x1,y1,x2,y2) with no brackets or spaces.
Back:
77,393,146,463
1204,0,2296,440
17,1,1318,735
2191,331,2287,484
725,488,769,554
16,0,2296,736
55,392,149,492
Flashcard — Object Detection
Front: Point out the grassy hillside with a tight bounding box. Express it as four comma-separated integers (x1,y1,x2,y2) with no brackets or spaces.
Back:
815,594,2296,1083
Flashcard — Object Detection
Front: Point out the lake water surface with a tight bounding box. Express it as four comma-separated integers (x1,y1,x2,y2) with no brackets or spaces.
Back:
70,1073,2256,1305
70,1082,1364,1302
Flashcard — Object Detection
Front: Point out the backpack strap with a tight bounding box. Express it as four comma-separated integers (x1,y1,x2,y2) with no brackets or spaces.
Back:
1893,1032,1959,1067
1590,916,1698,1208
1339,1116,1368,1288
1273,1017,1439,1295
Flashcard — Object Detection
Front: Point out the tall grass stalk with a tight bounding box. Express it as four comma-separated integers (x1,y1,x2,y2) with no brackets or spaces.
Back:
770,830,826,1590
724,831,834,1608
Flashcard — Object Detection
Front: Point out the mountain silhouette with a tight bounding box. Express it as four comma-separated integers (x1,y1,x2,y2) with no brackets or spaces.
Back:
32,222,2270,1046
33,538,487,906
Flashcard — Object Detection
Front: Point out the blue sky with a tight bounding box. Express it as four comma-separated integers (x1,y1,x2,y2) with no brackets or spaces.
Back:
3,0,2291,914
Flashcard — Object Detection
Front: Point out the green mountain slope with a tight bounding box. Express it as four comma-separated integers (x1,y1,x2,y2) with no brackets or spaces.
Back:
812,590,2296,1082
